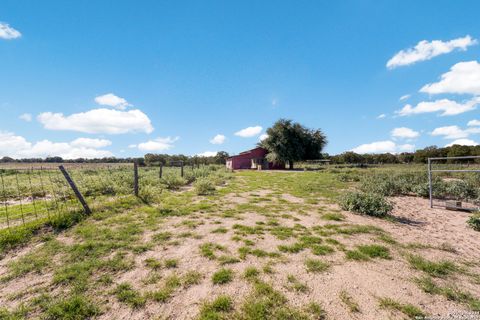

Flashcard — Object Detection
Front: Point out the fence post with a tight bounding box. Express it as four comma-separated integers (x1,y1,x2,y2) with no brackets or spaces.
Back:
181,161,184,177
428,158,433,208
159,164,163,179
59,165,91,215
134,162,139,197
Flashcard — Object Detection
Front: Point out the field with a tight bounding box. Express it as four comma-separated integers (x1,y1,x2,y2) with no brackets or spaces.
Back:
0,165,479,319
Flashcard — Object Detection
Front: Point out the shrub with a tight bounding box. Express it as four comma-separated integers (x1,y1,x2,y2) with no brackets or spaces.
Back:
467,212,480,231
340,192,393,217
194,178,216,195
161,173,187,190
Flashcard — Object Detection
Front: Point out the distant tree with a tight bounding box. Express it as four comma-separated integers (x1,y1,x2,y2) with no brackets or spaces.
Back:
260,119,327,169
214,151,229,165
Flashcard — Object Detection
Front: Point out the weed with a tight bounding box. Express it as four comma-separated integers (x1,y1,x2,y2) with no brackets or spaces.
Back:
212,268,234,285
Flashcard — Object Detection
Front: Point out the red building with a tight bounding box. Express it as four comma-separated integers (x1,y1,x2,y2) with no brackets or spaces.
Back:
226,147,285,170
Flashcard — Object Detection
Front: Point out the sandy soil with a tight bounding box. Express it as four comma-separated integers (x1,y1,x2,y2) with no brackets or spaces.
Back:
1,194,479,319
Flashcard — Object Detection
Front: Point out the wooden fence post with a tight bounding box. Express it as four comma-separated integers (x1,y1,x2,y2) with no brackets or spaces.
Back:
58,165,91,215
134,162,139,197
159,164,163,179
180,161,184,177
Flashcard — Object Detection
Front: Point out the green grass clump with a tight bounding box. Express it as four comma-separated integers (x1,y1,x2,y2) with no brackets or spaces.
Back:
321,213,345,221
211,227,228,234
305,259,330,273
212,268,234,285
199,242,225,260
339,290,360,313
150,275,181,302
467,212,480,231
183,270,202,287
378,297,425,319
165,258,179,268
311,244,335,256
340,192,392,217
244,267,260,280
407,255,457,277
415,276,480,311
44,295,100,320
198,295,233,320
144,258,162,270
278,242,305,253
114,283,146,308
346,244,390,261
286,275,309,293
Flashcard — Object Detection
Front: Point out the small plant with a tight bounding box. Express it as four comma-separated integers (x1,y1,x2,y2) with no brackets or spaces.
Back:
161,173,187,190
339,290,360,313
183,270,202,287
144,258,162,270
340,191,393,217
244,266,260,279
287,275,309,293
198,295,233,320
407,254,457,277
212,268,234,285
321,212,345,221
346,244,391,261
114,283,146,308
378,297,425,319
165,258,178,268
467,212,480,231
305,259,330,273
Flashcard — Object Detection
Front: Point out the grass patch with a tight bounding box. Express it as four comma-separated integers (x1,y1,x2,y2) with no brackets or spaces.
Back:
407,254,457,277
339,290,360,313
346,244,390,261
198,295,233,319
114,283,146,308
321,213,345,221
378,297,425,319
305,259,330,273
212,268,234,285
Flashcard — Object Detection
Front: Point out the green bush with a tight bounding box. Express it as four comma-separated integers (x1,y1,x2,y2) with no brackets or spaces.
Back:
194,178,216,195
161,173,187,190
340,192,392,217
467,212,480,231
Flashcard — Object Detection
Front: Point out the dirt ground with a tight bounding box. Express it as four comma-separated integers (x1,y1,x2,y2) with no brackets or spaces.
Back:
0,188,479,319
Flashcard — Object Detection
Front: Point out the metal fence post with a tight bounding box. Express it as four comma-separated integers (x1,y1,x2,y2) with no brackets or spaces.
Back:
59,165,91,215
134,162,139,197
428,158,433,208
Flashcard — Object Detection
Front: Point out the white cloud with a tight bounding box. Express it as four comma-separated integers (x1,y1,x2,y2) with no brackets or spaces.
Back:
70,138,112,148
420,61,480,95
235,126,263,138
399,94,411,101
396,98,478,117
37,108,154,134
137,137,178,152
377,114,386,119
259,133,269,141
94,93,131,110
19,113,32,122
431,126,468,139
197,151,217,157
391,127,419,139
209,134,226,145
468,119,480,126
0,131,113,159
387,36,477,69
430,125,480,140
0,22,21,40
445,139,478,147
351,140,414,154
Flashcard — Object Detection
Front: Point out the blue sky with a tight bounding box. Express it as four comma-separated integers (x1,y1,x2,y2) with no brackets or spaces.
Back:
1,1,480,159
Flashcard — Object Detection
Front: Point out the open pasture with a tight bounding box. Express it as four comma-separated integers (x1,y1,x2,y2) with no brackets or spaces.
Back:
0,165,479,319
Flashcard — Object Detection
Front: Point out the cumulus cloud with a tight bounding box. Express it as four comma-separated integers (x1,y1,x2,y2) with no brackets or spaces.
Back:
0,22,21,40
37,108,154,134
445,139,478,147
235,126,263,138
70,138,112,148
430,125,480,140
351,140,414,154
391,127,420,139
259,133,269,141
387,36,477,69
19,113,32,122
0,131,113,159
468,119,480,126
396,98,478,117
420,61,480,95
197,151,217,157
137,136,178,152
94,93,131,110
209,134,226,145
377,114,386,119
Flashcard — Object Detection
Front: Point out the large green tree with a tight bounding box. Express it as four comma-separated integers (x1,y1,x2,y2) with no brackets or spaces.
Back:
260,119,327,169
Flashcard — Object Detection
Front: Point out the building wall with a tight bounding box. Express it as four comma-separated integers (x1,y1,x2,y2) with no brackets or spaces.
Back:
227,147,285,170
